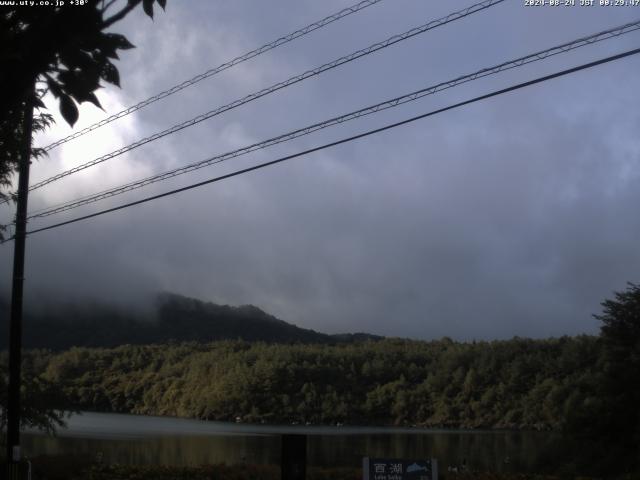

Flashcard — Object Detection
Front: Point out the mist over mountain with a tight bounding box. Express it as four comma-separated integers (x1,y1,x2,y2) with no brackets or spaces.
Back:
0,292,381,350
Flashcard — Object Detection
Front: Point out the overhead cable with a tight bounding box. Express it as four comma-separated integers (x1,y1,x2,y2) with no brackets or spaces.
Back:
23,0,505,196
42,0,386,152
18,47,640,239
26,19,640,220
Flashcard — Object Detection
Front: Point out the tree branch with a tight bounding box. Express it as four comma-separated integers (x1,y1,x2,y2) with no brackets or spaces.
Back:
102,2,138,28
101,0,119,14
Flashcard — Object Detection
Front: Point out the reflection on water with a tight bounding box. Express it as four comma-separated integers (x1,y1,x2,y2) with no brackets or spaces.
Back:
21,412,565,472
22,434,279,467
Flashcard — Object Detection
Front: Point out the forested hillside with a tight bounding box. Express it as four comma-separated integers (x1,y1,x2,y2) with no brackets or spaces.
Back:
27,336,600,430
0,293,380,349
3,284,637,473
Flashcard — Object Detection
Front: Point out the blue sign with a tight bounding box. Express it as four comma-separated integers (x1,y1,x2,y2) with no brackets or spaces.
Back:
362,457,438,480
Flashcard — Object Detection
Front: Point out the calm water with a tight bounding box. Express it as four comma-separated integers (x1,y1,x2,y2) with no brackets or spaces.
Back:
22,412,567,472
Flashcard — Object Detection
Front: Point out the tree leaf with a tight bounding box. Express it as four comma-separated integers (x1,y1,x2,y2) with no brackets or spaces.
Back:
82,92,104,111
59,95,79,127
100,61,120,87
60,48,96,72
95,37,120,59
143,0,154,18
103,33,135,51
58,69,100,103
46,76,63,98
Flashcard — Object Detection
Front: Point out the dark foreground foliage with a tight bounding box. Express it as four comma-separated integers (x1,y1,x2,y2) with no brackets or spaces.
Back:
23,457,640,480
24,456,361,480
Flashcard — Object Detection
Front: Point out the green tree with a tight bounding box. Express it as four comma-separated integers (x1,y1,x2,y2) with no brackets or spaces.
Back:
555,284,640,474
0,359,73,447
594,282,640,464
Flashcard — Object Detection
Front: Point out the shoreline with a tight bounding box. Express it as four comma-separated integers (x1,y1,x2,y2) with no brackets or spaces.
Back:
25,410,553,439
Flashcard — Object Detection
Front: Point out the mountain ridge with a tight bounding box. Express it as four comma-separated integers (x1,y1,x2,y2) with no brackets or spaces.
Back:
0,291,382,350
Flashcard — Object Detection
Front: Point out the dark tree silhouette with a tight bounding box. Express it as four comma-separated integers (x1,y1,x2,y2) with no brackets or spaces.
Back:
563,282,640,474
0,0,167,208
0,0,168,442
0,360,73,443
593,282,640,462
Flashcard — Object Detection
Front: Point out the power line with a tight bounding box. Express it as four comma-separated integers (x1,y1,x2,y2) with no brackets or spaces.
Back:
25,19,640,220
42,0,386,152
22,0,505,196
20,47,640,239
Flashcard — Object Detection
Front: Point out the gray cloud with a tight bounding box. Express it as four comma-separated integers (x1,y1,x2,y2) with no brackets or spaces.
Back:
2,0,639,340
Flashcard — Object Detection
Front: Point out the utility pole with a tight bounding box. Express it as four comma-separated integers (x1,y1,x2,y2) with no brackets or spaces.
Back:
6,87,35,470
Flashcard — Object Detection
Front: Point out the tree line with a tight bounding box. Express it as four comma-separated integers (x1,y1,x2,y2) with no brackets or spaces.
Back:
19,336,599,430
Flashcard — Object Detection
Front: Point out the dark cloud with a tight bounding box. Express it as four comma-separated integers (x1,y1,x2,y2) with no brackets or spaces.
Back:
2,0,639,340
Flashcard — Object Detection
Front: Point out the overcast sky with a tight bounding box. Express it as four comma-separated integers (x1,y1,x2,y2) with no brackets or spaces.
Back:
1,0,639,340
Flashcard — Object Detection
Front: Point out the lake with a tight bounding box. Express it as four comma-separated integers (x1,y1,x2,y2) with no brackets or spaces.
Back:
22,412,568,473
